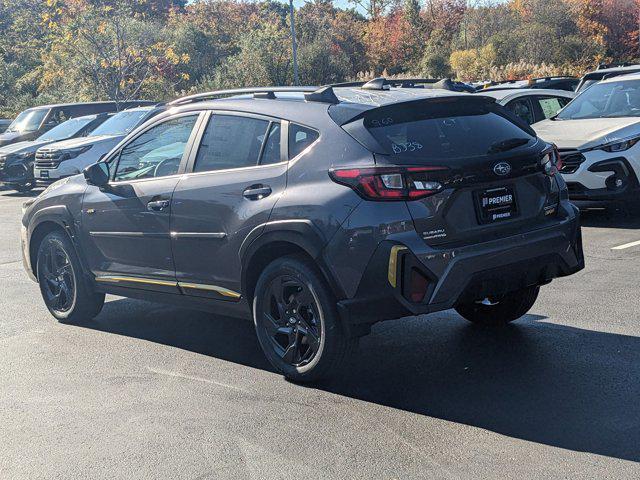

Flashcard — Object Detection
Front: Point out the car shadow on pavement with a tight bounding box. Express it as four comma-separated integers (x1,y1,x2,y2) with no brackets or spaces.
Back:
81,298,640,463
579,208,640,229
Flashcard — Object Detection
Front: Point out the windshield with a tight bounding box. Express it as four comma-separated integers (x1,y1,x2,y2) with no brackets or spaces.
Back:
6,109,48,133
558,79,640,119
90,110,150,136
362,100,535,160
37,117,96,141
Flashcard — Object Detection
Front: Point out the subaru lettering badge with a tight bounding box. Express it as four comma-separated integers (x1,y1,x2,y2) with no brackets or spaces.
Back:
493,162,512,176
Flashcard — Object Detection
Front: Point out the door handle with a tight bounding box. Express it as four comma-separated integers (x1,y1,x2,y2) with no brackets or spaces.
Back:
243,185,272,200
147,199,170,211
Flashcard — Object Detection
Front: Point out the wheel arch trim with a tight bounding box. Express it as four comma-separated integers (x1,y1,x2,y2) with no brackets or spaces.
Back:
27,206,89,279
239,219,346,301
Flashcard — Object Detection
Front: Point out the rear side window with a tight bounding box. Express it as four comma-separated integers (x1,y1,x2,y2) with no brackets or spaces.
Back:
506,98,535,125
536,96,569,119
362,99,536,161
194,115,270,172
289,124,319,159
260,123,282,165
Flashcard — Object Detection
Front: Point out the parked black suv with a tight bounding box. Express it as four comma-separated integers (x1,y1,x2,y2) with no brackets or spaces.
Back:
0,113,111,192
0,101,154,148
21,82,584,381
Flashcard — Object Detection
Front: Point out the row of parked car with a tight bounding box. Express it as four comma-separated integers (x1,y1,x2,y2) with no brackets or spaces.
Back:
16,61,640,380
3,63,640,207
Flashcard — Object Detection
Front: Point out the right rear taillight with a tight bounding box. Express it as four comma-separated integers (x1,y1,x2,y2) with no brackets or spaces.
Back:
329,166,448,201
541,145,562,176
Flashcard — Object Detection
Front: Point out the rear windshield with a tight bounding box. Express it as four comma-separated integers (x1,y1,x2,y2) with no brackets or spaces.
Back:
361,99,535,161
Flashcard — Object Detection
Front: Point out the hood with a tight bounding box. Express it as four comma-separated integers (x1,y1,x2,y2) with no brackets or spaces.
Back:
533,117,640,150
41,134,119,152
0,131,25,147
0,139,52,156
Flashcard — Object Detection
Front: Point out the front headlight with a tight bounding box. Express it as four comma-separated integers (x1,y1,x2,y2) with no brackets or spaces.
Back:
599,136,640,153
62,145,93,160
4,152,33,164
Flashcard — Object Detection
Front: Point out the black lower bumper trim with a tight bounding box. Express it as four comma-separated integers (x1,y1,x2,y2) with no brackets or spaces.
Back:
337,210,583,329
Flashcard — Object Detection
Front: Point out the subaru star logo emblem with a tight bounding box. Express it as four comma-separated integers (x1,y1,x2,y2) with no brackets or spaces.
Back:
493,162,512,176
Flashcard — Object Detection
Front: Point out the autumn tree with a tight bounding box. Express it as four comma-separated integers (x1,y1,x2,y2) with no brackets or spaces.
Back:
41,0,190,106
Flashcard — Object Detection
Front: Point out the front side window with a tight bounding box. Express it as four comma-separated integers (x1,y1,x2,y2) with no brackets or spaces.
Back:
194,115,271,172
113,115,198,182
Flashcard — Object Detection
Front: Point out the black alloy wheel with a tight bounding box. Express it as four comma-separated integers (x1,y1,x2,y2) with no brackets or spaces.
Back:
261,275,322,367
37,231,105,323
39,239,76,314
253,255,354,382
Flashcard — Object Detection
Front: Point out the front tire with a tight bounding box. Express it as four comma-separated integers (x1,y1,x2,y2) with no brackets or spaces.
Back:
455,286,540,326
253,255,354,382
16,183,34,193
36,231,105,323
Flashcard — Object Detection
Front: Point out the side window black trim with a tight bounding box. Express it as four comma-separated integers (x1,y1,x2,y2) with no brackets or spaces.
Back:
108,111,205,183
257,121,285,165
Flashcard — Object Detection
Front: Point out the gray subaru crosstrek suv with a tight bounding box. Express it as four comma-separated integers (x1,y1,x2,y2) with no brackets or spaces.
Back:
21,81,584,381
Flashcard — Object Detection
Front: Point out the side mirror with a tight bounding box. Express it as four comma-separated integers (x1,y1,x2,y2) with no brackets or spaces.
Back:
83,162,110,188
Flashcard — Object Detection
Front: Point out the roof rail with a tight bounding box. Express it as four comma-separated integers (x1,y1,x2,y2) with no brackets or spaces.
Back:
168,86,319,106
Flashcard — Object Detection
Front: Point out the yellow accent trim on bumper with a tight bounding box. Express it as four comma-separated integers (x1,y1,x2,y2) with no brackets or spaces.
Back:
95,276,178,287
178,282,241,299
388,245,407,288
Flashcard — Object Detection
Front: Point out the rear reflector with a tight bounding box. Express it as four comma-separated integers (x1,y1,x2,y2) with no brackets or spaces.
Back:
329,166,449,201
408,268,430,302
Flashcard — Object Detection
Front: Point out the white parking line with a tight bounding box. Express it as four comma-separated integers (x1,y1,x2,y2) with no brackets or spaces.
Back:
611,239,640,250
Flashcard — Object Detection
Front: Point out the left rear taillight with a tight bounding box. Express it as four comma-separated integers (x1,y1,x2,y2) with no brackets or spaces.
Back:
329,166,448,201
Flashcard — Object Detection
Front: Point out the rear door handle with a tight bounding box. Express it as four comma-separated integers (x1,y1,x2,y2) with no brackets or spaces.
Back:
243,185,272,200
147,199,170,211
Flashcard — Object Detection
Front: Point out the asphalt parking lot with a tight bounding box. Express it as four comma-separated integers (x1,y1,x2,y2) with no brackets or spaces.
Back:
1,189,639,479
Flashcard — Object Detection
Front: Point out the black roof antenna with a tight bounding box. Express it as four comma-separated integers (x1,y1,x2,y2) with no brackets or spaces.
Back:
304,86,340,104
361,77,390,91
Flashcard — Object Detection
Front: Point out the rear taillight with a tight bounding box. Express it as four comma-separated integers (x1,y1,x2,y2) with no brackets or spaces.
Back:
541,145,562,176
329,166,448,201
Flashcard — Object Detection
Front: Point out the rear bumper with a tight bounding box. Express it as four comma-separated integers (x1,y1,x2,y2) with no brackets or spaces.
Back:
337,203,583,327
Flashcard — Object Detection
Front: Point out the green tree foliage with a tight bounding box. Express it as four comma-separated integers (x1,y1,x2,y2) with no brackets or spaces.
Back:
0,0,638,116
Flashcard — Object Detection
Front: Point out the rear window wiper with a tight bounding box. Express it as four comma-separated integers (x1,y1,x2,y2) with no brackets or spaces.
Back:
487,138,530,154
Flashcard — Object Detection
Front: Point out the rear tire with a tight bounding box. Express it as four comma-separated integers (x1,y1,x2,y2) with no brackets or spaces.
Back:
36,231,105,323
253,255,355,382
455,286,540,326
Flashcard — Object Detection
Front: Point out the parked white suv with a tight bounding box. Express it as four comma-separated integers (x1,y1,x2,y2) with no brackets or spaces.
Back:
534,73,640,205
34,105,164,184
